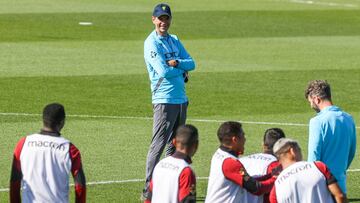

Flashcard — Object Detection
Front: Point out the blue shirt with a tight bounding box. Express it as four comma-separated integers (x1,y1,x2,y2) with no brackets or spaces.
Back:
308,105,356,193
144,30,195,104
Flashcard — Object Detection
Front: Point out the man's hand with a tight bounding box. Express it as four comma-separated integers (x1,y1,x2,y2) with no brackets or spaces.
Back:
328,183,347,203
271,165,282,177
167,60,178,67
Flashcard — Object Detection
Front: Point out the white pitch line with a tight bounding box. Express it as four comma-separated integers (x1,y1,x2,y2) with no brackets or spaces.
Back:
0,177,208,192
0,112,359,129
1,170,360,193
87,177,208,185
189,118,308,127
79,22,93,26
0,112,41,117
87,178,145,185
290,0,358,8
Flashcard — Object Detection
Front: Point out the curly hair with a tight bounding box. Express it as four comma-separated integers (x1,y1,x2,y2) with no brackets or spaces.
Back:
305,80,331,101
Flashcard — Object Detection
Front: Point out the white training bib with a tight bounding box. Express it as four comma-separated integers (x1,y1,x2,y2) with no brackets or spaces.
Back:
274,161,334,203
205,148,247,203
152,156,192,203
240,153,277,203
20,134,71,203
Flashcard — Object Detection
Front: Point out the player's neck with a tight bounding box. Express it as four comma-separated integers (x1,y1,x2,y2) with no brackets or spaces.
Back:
319,100,333,111
220,145,241,156
263,148,273,155
281,159,297,170
176,148,189,155
156,30,168,37
41,126,61,134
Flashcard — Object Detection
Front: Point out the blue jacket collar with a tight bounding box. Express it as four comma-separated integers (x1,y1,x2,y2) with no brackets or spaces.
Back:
152,30,169,41
318,105,340,115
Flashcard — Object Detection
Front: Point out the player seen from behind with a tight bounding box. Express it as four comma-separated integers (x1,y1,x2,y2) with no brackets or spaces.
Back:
145,124,199,203
269,138,346,203
10,103,86,203
239,128,285,203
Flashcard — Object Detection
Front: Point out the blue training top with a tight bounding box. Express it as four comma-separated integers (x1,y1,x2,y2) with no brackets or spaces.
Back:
144,30,195,104
308,105,357,193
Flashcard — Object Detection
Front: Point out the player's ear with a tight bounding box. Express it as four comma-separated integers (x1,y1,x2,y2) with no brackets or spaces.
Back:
192,140,199,155
315,96,322,104
172,138,176,146
289,147,298,159
262,144,267,151
231,135,237,144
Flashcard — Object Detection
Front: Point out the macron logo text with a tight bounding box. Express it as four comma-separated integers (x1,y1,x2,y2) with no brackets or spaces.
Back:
28,141,66,151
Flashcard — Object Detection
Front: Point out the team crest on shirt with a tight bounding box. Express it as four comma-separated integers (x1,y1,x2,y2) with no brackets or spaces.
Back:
151,51,157,58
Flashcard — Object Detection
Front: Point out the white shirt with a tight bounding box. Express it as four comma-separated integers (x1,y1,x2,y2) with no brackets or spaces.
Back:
271,161,334,203
152,156,192,203
240,153,277,203
205,148,248,203
20,134,72,203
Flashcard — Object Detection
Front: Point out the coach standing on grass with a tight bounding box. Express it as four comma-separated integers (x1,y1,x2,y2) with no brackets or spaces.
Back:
305,80,356,194
142,3,196,200
10,103,86,203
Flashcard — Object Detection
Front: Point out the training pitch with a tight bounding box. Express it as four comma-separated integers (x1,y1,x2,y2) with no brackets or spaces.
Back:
0,0,359,202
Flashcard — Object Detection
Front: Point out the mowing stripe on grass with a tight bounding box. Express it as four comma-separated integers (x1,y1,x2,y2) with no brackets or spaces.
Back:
1,170,359,192
1,112,359,129
290,0,358,8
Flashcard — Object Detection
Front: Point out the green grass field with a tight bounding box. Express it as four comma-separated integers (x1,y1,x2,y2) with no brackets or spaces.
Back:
0,0,359,202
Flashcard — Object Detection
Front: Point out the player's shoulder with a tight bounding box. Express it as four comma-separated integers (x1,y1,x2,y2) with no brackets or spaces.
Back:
15,136,28,147
309,115,323,125
312,161,333,177
341,110,355,121
224,156,243,167
181,166,195,176
69,141,81,150
242,152,276,160
313,161,326,168
245,152,269,158
24,133,43,141
26,133,40,138
169,33,179,41
144,31,157,45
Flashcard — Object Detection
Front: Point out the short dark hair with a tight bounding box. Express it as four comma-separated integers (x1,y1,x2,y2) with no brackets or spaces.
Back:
263,128,286,154
305,80,331,101
217,121,243,145
175,124,199,148
43,103,66,129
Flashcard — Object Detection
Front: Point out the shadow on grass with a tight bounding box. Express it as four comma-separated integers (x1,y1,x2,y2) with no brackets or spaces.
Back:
349,198,360,202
